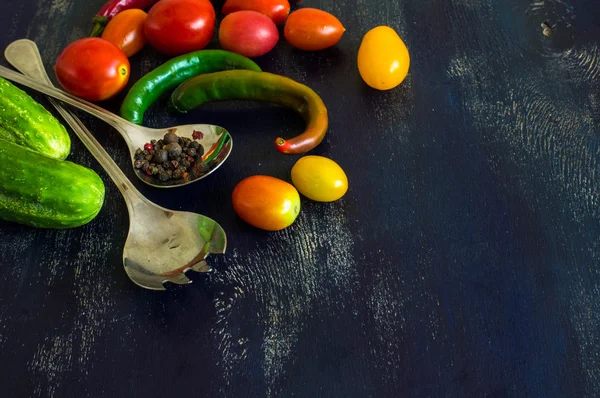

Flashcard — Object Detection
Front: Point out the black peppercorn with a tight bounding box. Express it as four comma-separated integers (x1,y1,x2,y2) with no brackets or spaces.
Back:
153,149,169,164
165,142,182,158
163,132,178,144
158,171,170,182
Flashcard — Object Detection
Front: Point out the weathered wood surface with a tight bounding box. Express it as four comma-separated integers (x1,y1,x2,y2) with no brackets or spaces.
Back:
0,0,599,396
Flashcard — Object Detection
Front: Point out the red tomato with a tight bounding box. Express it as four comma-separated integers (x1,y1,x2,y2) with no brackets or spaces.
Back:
284,8,345,51
144,0,216,56
232,176,301,231
219,11,279,58
54,38,130,102
222,0,290,25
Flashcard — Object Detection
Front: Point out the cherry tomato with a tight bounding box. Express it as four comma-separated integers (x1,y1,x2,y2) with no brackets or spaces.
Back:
283,8,345,51
222,0,290,25
101,9,148,57
232,176,301,231
357,26,410,90
219,11,279,58
291,156,348,202
144,0,216,56
54,38,130,102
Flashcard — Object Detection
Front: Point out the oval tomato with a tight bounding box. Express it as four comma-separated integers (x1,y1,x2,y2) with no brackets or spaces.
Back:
54,38,130,102
283,8,345,51
101,9,148,57
222,0,290,25
219,11,279,58
144,0,216,56
357,26,410,90
232,176,301,231
291,156,348,202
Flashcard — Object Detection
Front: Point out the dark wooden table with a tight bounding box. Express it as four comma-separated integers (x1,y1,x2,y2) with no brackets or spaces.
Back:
1,0,599,396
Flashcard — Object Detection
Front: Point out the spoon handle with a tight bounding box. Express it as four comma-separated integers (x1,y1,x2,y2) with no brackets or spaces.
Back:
4,39,144,205
0,54,135,138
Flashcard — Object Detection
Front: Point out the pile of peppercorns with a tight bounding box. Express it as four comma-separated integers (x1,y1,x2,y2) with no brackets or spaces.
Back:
134,130,207,182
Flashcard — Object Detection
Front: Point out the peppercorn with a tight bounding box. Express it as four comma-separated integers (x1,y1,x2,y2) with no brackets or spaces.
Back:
164,132,178,144
170,160,179,169
135,148,143,156
153,149,169,163
197,162,210,173
165,142,182,158
158,171,170,181
181,159,191,168
187,148,197,157
134,159,144,169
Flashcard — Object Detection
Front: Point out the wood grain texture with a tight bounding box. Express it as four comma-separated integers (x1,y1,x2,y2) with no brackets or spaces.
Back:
0,0,599,397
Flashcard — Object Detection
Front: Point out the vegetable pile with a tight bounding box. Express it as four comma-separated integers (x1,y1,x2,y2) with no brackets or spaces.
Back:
1,0,413,234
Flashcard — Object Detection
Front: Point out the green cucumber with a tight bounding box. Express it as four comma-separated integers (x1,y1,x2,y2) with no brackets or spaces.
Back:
0,77,71,160
0,140,105,229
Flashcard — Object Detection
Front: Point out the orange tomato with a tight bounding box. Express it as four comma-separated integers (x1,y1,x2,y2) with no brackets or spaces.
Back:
54,38,130,102
232,176,301,231
101,9,148,57
283,8,345,51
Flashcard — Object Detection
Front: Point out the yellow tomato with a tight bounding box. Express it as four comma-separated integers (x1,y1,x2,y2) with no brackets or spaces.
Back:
357,26,410,90
291,156,348,202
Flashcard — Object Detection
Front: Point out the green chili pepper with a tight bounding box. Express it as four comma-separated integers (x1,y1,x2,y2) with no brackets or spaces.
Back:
120,50,262,125
168,70,329,155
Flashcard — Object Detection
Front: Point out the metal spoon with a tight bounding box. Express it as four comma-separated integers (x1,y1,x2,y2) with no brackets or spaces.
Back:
4,39,227,290
1,39,232,188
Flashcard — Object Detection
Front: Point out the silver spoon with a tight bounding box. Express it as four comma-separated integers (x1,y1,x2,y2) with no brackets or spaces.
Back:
1,39,232,188
4,39,227,290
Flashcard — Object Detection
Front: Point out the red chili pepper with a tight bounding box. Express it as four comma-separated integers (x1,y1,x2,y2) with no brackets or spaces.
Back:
91,0,159,37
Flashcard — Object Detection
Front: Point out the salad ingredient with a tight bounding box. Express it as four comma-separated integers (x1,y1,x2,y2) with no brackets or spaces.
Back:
232,175,301,231
168,70,328,155
0,140,105,229
120,49,262,124
91,0,159,37
291,155,348,202
357,26,410,90
54,38,130,102
144,0,216,56
101,8,148,57
0,77,70,160
283,8,345,51
219,11,279,58
222,0,291,25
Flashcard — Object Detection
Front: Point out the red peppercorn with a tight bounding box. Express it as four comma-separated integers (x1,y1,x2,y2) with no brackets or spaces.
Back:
192,130,204,140
144,143,153,151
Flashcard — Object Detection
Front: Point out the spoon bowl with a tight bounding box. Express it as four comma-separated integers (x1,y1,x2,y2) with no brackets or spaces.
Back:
1,40,232,188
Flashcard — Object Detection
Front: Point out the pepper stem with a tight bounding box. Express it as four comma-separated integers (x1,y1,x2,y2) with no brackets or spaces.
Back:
90,16,109,37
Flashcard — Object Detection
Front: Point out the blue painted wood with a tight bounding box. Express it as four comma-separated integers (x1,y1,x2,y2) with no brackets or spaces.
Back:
0,0,599,396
